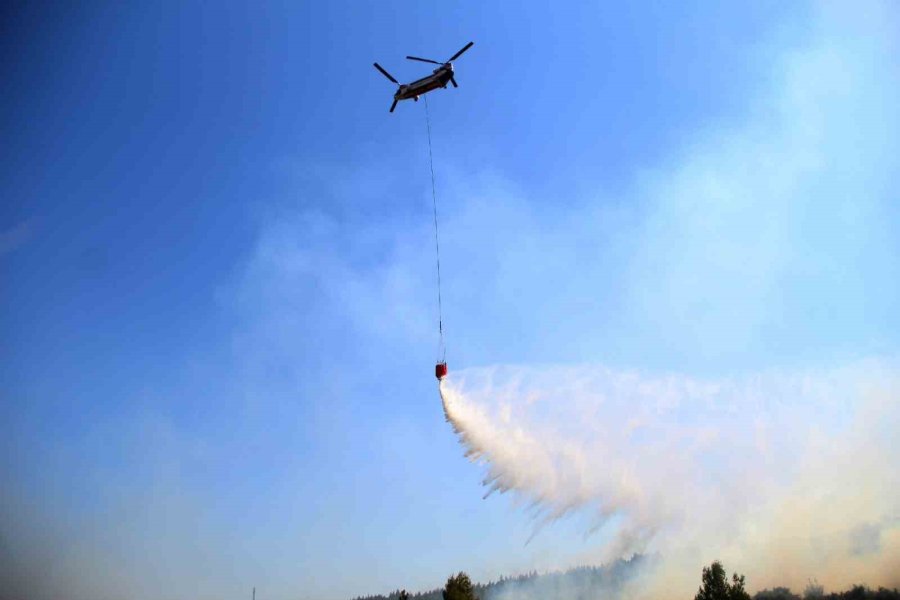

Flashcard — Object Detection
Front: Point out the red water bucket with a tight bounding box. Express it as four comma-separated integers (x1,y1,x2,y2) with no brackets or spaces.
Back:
435,362,448,380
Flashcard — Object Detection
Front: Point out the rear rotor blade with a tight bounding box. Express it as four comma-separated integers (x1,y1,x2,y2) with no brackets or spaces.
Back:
446,41,473,62
373,62,398,84
406,56,443,65
390,99,398,113
450,76,458,88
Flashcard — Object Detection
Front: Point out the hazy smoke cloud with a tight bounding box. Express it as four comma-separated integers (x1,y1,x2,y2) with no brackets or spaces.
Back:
440,361,900,595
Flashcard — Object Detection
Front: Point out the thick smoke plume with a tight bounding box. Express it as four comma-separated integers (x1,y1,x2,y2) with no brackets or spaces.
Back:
440,362,900,595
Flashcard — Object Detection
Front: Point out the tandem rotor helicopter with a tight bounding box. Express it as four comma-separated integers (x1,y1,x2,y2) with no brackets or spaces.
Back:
373,41,474,112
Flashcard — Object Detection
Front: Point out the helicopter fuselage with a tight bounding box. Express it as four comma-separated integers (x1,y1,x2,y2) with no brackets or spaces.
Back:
395,65,454,102
374,41,472,112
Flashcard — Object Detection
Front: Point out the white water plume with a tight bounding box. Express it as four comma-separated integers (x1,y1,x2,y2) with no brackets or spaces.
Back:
439,362,900,593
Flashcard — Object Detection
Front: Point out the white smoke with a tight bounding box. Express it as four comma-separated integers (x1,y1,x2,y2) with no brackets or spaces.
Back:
440,361,900,594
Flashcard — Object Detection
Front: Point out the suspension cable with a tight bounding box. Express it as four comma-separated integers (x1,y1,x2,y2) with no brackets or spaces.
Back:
423,95,445,362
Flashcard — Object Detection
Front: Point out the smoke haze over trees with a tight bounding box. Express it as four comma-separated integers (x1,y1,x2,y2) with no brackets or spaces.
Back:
354,556,643,600
353,559,900,600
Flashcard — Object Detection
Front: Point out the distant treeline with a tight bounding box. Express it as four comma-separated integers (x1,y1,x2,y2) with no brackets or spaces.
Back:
353,555,645,600
353,555,900,600
759,585,900,600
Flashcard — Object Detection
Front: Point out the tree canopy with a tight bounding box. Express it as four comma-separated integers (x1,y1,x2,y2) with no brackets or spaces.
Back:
443,572,478,600
695,561,751,600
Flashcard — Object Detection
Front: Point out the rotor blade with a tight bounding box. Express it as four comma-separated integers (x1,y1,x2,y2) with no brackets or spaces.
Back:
446,41,474,62
450,76,458,88
406,56,443,65
373,62,398,84
390,99,398,113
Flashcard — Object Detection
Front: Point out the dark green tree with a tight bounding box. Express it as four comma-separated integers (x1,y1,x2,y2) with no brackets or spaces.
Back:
846,586,867,600
695,561,751,600
443,572,477,600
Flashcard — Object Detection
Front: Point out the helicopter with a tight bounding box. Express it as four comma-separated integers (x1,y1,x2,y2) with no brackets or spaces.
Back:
373,41,474,112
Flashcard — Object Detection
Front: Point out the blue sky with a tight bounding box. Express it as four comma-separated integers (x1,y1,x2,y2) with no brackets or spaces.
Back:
2,2,899,599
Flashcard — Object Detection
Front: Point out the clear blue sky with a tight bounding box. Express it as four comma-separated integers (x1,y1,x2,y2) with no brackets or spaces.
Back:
2,2,898,599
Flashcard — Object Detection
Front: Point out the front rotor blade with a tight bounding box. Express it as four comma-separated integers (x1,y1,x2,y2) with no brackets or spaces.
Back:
450,76,458,88
446,41,474,62
373,62,398,84
390,99,398,113
406,56,442,65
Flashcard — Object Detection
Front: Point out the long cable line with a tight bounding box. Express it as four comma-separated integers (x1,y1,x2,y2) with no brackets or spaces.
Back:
423,95,445,362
